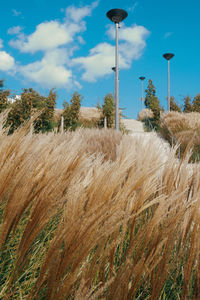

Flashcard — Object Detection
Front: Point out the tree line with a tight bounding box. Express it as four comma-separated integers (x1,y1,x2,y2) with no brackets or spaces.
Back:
1,78,199,134
0,80,116,134
142,79,200,130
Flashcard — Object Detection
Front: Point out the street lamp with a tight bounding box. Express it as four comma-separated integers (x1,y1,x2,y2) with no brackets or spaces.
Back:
139,76,145,111
163,53,174,111
106,8,128,131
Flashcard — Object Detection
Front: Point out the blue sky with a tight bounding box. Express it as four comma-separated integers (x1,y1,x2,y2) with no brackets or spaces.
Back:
0,0,200,118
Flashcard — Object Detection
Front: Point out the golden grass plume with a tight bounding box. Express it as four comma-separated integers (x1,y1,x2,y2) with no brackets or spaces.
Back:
0,114,200,299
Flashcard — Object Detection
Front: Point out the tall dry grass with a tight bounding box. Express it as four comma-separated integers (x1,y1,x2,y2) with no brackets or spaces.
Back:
138,108,154,121
160,111,200,161
0,111,200,299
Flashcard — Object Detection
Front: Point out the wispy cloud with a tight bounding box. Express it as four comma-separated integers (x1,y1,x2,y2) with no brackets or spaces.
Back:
7,26,23,35
128,2,138,12
66,0,99,23
12,9,22,17
164,32,173,39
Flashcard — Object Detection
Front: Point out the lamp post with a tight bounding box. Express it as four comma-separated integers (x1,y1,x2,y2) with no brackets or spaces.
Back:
139,76,145,111
106,8,128,131
163,53,174,111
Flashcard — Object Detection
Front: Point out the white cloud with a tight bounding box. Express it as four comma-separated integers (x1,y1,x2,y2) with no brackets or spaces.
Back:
106,23,149,46
21,63,72,87
66,1,99,23
12,9,21,17
6,2,149,89
42,48,69,66
8,3,99,87
9,20,86,54
7,26,22,35
73,24,150,82
0,51,15,71
20,49,73,87
10,21,77,53
73,43,115,82
0,39,3,48
119,24,150,61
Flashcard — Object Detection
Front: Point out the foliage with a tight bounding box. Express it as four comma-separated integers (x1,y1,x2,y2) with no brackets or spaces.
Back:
63,91,82,131
1,117,200,299
6,99,25,134
183,95,193,113
6,88,56,134
170,96,181,112
98,93,115,128
144,79,156,108
144,79,161,131
192,93,200,112
78,118,99,129
0,90,10,114
0,80,10,113
0,79,4,89
34,89,56,133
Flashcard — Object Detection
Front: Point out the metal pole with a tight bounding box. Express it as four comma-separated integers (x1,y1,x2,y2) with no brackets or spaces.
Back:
115,22,119,131
168,60,170,111
61,116,64,133
163,53,174,112
141,80,143,111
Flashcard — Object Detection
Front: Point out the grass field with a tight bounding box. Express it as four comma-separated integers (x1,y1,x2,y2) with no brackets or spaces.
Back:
0,111,200,299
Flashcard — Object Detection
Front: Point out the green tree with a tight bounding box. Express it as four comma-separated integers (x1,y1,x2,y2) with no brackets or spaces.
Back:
63,91,82,131
144,79,156,108
6,99,25,134
0,90,10,113
0,80,10,113
6,88,56,134
98,93,115,128
183,95,193,113
170,97,181,112
34,89,56,133
192,94,200,112
144,79,161,130
6,89,34,134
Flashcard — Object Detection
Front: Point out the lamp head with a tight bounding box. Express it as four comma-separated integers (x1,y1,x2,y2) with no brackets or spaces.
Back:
106,8,128,23
139,76,145,81
163,53,174,60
